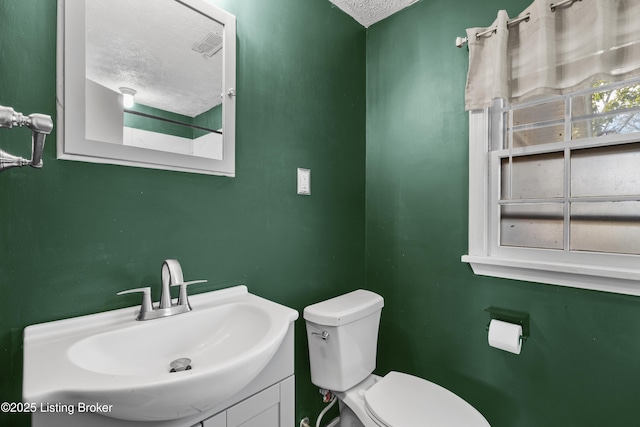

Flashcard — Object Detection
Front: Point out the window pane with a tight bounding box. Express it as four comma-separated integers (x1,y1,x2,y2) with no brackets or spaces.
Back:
512,99,565,126
571,202,640,255
503,153,564,200
500,204,564,249
571,82,640,139
571,143,640,197
572,82,640,117
513,125,565,147
571,112,640,139
500,158,510,200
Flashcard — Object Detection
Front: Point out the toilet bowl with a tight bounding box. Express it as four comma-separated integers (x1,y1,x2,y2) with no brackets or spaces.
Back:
304,290,490,427
336,372,489,427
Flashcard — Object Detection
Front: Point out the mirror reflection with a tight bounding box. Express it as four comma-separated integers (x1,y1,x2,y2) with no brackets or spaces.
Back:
84,0,224,160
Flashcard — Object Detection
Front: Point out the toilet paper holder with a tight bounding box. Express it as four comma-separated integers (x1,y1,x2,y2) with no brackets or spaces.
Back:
485,306,530,341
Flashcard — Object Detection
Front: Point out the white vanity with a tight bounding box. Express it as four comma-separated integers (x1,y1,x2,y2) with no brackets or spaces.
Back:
23,286,298,427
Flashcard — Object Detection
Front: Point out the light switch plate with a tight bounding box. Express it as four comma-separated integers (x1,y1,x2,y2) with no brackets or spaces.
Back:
297,168,311,195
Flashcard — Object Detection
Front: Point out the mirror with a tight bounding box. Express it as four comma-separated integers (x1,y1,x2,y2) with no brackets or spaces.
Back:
57,0,236,176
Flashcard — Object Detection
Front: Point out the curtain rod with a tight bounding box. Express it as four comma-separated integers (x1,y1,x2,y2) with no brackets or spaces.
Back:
550,0,582,12
455,0,582,48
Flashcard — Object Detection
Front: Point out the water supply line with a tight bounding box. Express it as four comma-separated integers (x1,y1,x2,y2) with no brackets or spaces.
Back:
316,390,338,427
0,105,54,172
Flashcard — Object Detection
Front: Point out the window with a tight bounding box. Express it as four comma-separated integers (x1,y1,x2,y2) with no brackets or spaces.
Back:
462,78,640,296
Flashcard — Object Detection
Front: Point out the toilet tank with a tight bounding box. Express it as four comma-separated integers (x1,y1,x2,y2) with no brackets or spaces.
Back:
303,290,384,392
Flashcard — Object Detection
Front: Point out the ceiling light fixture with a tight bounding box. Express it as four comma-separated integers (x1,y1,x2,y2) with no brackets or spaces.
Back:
119,87,137,108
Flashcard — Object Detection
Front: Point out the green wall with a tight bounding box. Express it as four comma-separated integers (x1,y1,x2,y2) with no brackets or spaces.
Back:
0,0,365,425
123,103,223,139
365,1,640,426
125,104,195,139
194,103,223,138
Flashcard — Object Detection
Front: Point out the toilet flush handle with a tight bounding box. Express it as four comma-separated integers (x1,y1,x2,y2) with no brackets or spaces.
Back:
312,330,330,340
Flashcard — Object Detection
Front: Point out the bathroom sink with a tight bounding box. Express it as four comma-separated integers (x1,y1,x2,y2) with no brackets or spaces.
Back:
23,285,298,421
67,301,272,376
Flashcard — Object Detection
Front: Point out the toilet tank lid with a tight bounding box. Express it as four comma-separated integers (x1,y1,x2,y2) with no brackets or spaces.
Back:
303,290,384,326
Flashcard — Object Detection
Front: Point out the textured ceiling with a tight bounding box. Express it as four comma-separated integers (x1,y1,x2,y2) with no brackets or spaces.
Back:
329,0,419,27
86,0,223,117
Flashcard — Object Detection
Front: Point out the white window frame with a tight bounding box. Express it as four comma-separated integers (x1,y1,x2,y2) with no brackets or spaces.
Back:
462,84,640,296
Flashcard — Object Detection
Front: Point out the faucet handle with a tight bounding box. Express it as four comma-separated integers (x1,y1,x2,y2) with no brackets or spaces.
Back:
170,280,208,287
117,287,153,320
171,280,208,308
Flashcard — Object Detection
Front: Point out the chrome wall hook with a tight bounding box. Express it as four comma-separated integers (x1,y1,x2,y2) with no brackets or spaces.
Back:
0,105,53,172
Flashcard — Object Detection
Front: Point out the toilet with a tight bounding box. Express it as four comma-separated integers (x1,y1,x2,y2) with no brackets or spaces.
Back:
303,290,490,427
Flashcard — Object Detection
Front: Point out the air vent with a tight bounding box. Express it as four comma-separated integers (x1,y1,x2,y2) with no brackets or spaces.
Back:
192,32,223,57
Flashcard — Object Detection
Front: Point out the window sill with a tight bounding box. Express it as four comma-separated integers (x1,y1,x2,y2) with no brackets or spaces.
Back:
461,255,640,296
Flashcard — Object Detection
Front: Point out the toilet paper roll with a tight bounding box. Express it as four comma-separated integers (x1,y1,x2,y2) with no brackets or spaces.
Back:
488,319,522,354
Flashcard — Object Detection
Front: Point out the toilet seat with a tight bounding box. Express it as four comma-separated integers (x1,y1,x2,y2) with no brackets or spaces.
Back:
364,372,490,427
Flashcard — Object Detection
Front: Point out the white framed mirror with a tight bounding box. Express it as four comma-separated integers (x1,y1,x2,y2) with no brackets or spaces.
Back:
56,0,236,176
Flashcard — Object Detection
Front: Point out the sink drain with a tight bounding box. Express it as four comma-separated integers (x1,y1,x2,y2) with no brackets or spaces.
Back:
169,358,192,373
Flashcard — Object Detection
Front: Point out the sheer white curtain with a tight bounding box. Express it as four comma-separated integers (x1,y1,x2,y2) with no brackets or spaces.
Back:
465,0,640,110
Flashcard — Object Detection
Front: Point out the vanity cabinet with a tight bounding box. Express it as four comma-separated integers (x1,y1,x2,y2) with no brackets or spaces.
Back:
198,376,294,427
200,412,226,427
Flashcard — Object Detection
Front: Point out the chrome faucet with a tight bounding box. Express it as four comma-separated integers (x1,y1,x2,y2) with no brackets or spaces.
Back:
160,259,184,309
117,259,207,321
